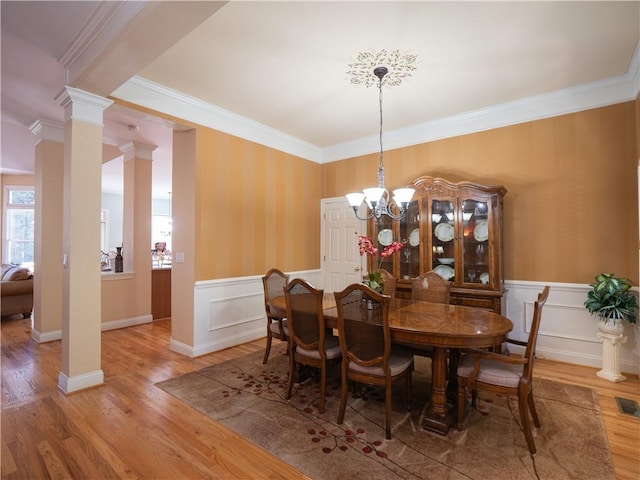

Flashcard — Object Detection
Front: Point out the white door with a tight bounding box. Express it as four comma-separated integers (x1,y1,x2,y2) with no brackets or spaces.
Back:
321,197,365,292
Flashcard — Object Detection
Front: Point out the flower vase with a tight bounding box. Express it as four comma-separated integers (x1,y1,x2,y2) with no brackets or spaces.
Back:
115,247,123,273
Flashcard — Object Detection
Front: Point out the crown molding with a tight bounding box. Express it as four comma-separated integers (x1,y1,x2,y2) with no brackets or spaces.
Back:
113,40,640,165
324,71,637,163
29,119,65,144
112,76,323,163
59,1,146,86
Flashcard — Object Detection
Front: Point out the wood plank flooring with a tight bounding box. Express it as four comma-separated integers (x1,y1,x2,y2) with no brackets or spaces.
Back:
2,316,639,479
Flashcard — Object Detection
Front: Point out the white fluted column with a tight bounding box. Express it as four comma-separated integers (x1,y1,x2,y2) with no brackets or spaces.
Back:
596,331,627,382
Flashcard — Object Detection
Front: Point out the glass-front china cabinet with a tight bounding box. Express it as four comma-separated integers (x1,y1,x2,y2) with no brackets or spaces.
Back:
367,176,507,314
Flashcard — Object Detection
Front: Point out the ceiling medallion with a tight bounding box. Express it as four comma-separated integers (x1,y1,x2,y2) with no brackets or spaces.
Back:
347,49,417,87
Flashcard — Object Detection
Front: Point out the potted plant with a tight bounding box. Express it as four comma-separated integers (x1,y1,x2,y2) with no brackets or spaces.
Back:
584,273,638,335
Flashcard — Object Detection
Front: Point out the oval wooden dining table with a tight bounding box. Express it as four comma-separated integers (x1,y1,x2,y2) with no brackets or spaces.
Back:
270,293,513,435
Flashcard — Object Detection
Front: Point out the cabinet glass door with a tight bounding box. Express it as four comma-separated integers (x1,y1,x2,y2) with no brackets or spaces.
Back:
431,199,456,282
373,215,394,274
399,200,420,280
462,199,489,286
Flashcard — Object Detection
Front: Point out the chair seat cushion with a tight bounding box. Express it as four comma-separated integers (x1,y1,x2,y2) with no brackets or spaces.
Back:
269,319,289,336
348,351,413,377
457,353,523,388
296,335,342,360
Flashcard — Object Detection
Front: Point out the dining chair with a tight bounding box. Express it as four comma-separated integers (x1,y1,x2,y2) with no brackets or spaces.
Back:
284,278,342,414
456,285,550,454
334,283,413,439
395,270,452,359
262,268,290,364
411,270,451,303
378,269,397,298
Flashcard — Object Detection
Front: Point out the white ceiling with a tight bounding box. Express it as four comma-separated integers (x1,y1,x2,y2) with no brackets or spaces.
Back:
2,1,639,199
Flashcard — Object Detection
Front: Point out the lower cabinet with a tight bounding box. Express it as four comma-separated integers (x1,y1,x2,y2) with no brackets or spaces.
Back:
396,283,504,314
152,268,171,320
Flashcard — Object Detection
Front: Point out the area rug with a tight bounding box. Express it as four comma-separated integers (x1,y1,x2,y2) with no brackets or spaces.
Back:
156,344,615,480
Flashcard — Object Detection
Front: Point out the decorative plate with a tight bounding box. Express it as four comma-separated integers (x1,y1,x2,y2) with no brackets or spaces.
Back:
434,223,454,242
473,220,489,242
409,228,420,246
378,229,393,246
433,264,455,280
438,258,454,265
480,272,490,284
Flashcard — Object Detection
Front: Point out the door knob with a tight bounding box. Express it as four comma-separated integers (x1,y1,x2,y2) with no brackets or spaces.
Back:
354,266,361,271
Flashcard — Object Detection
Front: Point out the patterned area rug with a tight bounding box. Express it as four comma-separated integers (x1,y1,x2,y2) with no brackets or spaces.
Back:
156,344,615,480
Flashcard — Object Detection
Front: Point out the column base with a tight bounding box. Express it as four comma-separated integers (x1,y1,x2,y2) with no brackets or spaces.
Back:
596,370,627,383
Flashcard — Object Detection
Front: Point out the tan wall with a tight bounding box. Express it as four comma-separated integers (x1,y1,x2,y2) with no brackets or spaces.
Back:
190,127,321,281
322,103,638,285
114,99,637,285
637,91,640,163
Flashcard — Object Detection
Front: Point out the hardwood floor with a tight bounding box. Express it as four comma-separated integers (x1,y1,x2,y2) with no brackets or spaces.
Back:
2,316,638,479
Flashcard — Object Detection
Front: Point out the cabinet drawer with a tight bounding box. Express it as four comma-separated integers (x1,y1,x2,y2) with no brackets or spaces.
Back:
451,295,494,310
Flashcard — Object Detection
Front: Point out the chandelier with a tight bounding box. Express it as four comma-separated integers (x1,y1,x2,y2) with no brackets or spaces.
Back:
345,55,416,221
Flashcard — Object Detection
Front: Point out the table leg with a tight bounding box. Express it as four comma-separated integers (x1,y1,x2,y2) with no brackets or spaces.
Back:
423,346,452,434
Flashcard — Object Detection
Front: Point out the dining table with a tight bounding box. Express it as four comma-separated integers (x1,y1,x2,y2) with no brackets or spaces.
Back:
269,293,513,435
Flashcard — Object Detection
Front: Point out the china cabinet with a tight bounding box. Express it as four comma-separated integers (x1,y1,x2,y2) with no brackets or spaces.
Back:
367,176,507,314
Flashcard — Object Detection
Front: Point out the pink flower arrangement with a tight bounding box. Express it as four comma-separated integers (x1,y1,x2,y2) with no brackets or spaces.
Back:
356,233,404,291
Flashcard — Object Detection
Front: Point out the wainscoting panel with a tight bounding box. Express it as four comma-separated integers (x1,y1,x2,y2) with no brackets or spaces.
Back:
505,280,639,376
190,275,638,375
192,270,323,357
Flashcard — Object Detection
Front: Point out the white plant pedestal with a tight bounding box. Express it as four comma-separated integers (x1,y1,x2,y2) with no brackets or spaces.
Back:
596,331,627,383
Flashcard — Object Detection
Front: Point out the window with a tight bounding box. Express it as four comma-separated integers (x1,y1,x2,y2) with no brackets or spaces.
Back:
4,186,35,269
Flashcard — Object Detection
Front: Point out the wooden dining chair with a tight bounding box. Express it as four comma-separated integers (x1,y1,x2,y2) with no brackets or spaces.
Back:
396,270,452,359
262,268,290,364
456,285,550,454
377,269,397,298
411,270,451,303
362,269,396,298
334,283,413,439
284,278,342,414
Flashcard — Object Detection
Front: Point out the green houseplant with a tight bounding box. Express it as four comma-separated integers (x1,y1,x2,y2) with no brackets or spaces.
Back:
584,273,638,327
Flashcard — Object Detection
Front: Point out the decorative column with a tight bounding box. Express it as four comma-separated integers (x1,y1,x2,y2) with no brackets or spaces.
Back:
596,331,627,382
55,86,113,394
30,119,64,343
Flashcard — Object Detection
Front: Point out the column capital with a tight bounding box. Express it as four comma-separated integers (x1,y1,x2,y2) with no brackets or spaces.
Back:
119,141,157,161
29,119,65,144
54,86,113,125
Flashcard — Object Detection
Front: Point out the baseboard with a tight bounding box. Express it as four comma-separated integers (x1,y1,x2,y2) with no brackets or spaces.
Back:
32,328,62,343
31,314,153,343
101,314,153,331
57,369,104,394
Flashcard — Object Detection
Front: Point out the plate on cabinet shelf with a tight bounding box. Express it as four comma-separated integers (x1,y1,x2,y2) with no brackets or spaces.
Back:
480,272,490,284
438,257,454,265
409,228,420,246
378,229,393,246
434,223,454,242
473,220,489,242
434,265,455,280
